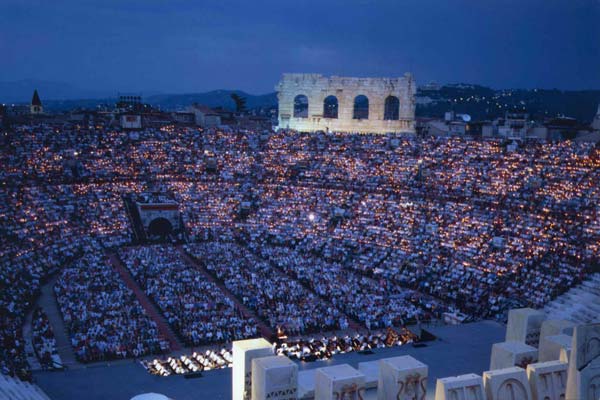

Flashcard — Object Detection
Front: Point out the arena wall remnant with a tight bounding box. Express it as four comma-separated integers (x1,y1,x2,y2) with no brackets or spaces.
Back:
276,73,416,134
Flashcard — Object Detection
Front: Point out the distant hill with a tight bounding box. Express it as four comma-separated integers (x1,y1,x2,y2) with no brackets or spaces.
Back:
3,79,599,122
145,90,277,111
416,83,600,123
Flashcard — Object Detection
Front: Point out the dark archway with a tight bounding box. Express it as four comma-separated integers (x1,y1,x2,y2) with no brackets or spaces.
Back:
353,95,369,119
293,95,309,118
148,218,173,237
384,96,400,120
323,96,338,119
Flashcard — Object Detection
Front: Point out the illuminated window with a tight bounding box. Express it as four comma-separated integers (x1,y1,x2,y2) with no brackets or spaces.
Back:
323,96,338,119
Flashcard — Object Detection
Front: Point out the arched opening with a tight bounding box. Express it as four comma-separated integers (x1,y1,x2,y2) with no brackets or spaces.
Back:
293,95,309,118
148,218,173,237
323,96,338,119
353,95,369,119
384,96,400,120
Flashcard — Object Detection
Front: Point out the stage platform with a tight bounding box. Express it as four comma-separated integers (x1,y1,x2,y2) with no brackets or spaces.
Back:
33,320,504,400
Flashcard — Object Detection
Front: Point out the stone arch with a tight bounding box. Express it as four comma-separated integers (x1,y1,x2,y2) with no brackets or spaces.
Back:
293,95,309,118
148,217,173,237
323,95,339,119
384,95,400,120
353,95,369,119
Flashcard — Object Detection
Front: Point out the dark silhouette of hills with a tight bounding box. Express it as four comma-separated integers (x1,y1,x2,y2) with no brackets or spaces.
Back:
2,80,599,122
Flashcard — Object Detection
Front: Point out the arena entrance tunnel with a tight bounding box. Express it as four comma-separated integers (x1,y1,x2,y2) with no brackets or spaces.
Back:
147,217,173,237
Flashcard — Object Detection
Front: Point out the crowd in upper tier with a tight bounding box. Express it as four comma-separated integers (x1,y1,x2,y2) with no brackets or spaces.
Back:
119,246,258,346
0,122,598,378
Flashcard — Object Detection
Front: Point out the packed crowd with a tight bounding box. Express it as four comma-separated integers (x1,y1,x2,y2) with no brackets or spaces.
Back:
54,254,169,362
0,180,137,377
31,308,58,370
185,242,348,335
1,122,598,377
119,246,258,346
252,244,443,329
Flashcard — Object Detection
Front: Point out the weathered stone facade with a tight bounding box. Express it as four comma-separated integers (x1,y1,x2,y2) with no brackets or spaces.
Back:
276,73,416,134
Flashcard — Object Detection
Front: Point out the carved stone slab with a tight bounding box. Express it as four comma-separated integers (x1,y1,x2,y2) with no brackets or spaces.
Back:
506,308,546,348
315,364,366,400
358,361,379,389
251,355,298,400
539,334,572,362
490,341,538,370
526,360,567,400
434,373,484,400
540,320,575,343
233,338,274,400
298,369,316,399
483,367,532,400
566,323,600,400
559,347,571,364
377,355,428,400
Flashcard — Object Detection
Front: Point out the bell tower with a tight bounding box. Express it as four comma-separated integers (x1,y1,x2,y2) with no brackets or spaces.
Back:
30,89,43,115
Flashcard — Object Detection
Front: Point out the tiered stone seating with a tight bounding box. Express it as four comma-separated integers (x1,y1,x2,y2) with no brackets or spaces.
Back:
0,374,51,400
543,274,600,324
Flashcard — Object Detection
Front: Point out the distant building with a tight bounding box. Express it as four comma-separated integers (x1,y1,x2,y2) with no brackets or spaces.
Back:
30,89,43,115
544,117,595,141
171,112,195,125
188,104,221,128
420,111,469,136
6,104,29,117
120,114,142,130
116,95,143,112
482,111,549,140
497,112,529,139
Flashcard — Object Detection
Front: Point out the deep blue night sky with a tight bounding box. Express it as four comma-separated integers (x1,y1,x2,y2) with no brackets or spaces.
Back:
2,0,599,94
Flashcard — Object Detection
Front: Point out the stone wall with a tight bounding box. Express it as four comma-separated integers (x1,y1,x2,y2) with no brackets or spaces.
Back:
275,73,416,134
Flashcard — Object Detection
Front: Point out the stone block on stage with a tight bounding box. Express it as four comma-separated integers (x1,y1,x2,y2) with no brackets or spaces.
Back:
539,334,572,362
251,355,298,400
540,319,574,343
233,338,274,400
506,308,546,348
565,323,600,400
314,364,366,400
559,347,571,364
377,355,428,400
358,361,379,389
434,373,484,400
483,367,532,400
490,341,538,370
526,360,567,400
298,369,316,399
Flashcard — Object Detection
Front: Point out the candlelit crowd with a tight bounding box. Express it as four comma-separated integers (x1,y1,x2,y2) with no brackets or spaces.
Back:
1,123,598,379
119,246,258,346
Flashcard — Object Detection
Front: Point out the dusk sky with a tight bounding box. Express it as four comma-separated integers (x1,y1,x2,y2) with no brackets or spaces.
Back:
2,0,599,94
